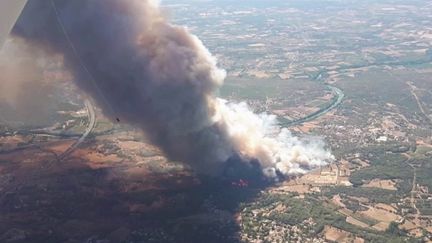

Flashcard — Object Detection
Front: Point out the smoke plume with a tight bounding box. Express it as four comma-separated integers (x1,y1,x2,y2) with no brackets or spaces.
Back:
12,0,334,178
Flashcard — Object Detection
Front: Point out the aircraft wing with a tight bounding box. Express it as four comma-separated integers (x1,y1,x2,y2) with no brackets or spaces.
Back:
0,0,28,49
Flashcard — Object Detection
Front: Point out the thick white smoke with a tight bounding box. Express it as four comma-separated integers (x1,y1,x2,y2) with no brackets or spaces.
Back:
214,99,333,178
12,0,334,179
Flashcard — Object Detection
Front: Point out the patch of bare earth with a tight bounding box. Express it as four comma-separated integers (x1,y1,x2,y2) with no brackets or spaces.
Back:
323,225,364,243
357,206,401,231
346,216,369,228
362,179,397,191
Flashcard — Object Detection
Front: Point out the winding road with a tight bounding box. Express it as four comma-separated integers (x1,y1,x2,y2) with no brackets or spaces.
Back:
280,55,432,127
280,84,344,127
57,99,96,161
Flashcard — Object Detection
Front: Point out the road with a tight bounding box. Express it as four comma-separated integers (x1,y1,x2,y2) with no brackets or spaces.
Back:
280,85,344,127
0,100,115,157
405,159,421,221
407,81,432,125
279,55,432,127
57,99,96,161
410,164,421,223
280,65,346,127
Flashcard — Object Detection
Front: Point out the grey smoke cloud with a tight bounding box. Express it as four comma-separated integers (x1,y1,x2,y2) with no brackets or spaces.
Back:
12,0,334,177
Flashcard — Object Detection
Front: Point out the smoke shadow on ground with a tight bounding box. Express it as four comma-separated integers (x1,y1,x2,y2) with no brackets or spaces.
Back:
0,146,266,243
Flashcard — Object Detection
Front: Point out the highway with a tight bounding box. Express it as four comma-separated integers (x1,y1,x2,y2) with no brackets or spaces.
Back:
280,55,432,127
280,85,344,127
57,99,96,161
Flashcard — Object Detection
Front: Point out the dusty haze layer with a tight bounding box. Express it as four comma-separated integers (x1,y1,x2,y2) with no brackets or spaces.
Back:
11,0,334,178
